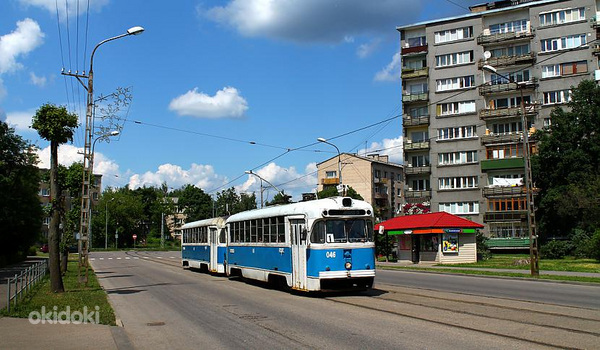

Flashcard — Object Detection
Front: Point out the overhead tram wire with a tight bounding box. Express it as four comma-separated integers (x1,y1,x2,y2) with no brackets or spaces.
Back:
83,0,90,71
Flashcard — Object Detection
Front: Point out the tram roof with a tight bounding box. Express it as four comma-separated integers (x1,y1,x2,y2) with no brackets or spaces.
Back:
227,197,373,222
180,216,227,229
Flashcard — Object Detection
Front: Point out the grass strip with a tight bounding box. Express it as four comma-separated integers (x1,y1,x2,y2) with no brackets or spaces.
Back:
379,265,600,284
1,260,116,325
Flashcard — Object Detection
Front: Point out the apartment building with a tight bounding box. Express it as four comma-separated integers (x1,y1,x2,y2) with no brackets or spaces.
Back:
316,153,404,221
398,0,600,244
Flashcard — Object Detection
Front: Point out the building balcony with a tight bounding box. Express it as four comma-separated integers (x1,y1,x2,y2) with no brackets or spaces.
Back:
402,92,428,103
477,52,535,69
480,132,523,145
479,79,537,95
484,210,528,223
401,44,428,56
404,165,431,175
374,192,388,200
591,18,600,29
403,115,429,127
481,158,524,171
321,178,340,185
403,140,430,151
483,186,526,197
373,177,388,184
477,29,534,45
592,44,600,56
404,189,432,199
479,104,539,121
401,67,429,80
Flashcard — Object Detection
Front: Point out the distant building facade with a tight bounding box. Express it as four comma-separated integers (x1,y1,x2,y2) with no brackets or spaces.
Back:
317,153,404,221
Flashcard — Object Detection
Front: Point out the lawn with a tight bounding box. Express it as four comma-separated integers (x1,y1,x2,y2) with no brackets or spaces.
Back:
1,259,116,325
440,254,600,273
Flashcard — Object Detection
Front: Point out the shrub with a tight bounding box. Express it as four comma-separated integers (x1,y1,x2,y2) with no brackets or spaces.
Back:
570,229,592,258
476,231,492,261
590,229,600,261
540,240,570,259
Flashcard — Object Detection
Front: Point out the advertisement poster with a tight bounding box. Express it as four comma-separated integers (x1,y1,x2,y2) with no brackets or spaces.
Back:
442,233,458,253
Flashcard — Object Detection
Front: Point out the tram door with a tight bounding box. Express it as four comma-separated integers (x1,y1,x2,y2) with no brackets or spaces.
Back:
290,218,307,291
209,227,218,272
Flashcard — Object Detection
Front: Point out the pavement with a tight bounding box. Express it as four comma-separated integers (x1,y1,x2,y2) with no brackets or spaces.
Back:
0,257,598,350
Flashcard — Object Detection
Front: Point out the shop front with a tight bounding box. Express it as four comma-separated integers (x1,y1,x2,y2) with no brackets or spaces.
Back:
375,212,483,264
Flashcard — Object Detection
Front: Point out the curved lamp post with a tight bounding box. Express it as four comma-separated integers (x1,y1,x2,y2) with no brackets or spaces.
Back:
77,26,144,284
317,137,344,196
245,170,284,208
482,64,539,276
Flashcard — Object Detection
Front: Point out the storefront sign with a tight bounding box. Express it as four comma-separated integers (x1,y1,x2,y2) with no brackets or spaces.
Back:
444,228,462,234
442,233,458,253
404,230,412,235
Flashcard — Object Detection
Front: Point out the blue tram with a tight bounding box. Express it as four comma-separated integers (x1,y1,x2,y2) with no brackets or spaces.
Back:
181,217,227,273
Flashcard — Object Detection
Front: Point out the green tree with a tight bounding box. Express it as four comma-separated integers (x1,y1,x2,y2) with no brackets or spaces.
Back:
238,192,258,211
317,186,363,200
0,121,42,266
32,103,78,292
175,184,213,222
532,80,600,241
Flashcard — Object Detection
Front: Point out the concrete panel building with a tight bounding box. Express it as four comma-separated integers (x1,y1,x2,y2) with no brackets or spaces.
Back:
398,0,600,247
316,153,404,221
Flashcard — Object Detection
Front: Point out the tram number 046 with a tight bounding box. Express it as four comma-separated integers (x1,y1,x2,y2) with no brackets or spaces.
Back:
325,251,336,258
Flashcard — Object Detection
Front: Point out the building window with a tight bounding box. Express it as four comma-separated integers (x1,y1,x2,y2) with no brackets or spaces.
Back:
436,75,475,92
434,26,473,44
488,19,528,34
541,34,587,52
411,179,430,191
439,201,479,215
407,82,428,94
486,144,524,159
539,7,585,27
490,70,530,84
489,222,528,238
491,121,523,135
43,217,51,225
410,130,429,143
488,198,526,212
39,188,50,197
437,100,476,116
435,51,473,67
437,125,477,141
325,171,337,178
439,176,478,190
542,61,587,78
409,106,428,117
403,57,427,70
438,151,478,166
410,155,430,167
488,95,531,109
543,90,571,105
488,44,530,58
406,36,426,47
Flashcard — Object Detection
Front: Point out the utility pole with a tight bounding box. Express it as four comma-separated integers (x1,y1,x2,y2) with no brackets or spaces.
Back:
62,26,144,284
161,212,165,249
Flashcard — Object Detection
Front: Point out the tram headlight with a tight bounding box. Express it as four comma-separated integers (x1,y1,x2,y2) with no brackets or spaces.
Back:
345,262,352,270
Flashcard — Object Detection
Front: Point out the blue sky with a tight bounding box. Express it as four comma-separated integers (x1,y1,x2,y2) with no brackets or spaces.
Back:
1,0,479,201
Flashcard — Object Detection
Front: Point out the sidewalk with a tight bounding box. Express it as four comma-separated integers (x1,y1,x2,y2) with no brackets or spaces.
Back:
0,258,133,350
376,261,600,278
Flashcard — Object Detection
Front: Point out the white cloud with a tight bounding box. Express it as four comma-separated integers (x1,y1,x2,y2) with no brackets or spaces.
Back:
238,162,318,202
36,144,124,189
357,136,404,164
128,163,227,191
168,87,248,119
5,109,35,133
18,0,110,18
374,51,401,82
30,72,47,87
0,18,44,75
201,0,423,43
357,38,382,59
0,79,6,101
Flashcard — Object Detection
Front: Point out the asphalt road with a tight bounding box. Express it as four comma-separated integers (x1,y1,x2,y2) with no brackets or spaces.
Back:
89,251,600,349
376,268,600,309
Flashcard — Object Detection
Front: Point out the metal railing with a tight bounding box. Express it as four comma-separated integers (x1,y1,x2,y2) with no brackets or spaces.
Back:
5,259,48,312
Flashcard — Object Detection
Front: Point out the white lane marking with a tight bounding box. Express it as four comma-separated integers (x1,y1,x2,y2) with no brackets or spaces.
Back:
157,257,163,259
108,258,113,260
134,257,140,260
99,258,104,260
116,257,122,260
125,257,131,260
170,257,175,259
143,257,149,259
90,258,95,261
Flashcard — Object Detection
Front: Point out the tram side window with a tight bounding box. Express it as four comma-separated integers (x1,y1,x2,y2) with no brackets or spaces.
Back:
277,217,285,243
269,218,278,243
257,220,263,242
311,221,325,243
219,228,226,243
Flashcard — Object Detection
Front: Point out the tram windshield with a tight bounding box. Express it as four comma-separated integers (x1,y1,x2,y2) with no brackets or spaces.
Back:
310,219,374,243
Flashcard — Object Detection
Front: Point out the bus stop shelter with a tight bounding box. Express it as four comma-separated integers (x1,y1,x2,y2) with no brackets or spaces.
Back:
375,212,483,264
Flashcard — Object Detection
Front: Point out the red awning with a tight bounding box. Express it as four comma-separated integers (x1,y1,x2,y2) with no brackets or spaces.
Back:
375,212,483,231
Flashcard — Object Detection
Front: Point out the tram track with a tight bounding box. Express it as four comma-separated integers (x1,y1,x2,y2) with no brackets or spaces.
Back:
325,285,600,350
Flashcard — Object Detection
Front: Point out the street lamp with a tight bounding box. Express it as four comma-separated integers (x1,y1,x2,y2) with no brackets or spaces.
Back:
317,137,344,196
69,26,144,284
482,64,539,276
245,170,284,208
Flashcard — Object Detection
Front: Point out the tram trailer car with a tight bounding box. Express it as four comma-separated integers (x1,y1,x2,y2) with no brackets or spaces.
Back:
181,217,227,273
225,197,376,292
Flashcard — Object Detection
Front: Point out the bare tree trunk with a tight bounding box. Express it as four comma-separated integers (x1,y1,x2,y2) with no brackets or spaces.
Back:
60,248,68,274
48,141,64,292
